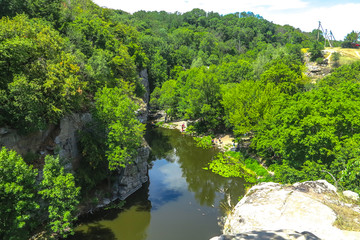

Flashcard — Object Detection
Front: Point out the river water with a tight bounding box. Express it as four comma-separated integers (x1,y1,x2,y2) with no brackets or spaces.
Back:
71,126,246,240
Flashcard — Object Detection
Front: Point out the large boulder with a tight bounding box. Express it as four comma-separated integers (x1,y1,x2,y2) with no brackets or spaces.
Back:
212,180,360,240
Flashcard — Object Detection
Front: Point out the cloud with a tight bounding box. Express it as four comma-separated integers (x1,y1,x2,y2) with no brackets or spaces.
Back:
159,160,188,192
261,3,360,40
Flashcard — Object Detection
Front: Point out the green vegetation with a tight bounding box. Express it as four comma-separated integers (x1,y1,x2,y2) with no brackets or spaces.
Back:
0,147,39,239
1,0,360,237
0,148,79,239
0,0,147,238
208,151,270,184
39,155,80,238
193,136,213,149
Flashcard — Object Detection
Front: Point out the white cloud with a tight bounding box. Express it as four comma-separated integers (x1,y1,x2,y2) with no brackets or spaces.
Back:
261,3,360,40
159,160,187,192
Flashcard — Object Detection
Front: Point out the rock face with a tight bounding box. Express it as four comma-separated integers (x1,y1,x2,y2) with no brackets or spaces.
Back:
212,180,360,240
0,113,92,170
55,113,92,171
1,108,150,205
0,125,57,157
112,142,150,200
140,68,150,104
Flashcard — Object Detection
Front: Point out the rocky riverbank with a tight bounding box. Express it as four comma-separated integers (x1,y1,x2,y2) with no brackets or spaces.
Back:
211,180,360,240
150,110,237,151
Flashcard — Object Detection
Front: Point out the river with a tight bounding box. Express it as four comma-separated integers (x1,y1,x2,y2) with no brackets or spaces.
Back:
71,126,246,240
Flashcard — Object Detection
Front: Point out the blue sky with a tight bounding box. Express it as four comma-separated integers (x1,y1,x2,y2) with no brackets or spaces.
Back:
92,0,360,40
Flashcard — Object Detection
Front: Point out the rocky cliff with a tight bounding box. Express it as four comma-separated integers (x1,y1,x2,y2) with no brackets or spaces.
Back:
211,180,360,240
1,69,151,205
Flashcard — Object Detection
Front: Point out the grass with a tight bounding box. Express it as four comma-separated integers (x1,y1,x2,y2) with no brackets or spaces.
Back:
329,202,360,231
340,56,359,65
324,47,360,66
315,191,360,231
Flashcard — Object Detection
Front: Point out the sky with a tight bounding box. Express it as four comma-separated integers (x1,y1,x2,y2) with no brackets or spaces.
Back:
92,0,360,40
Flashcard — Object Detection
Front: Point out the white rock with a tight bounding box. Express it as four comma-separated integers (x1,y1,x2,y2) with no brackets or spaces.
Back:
218,180,360,240
343,190,359,201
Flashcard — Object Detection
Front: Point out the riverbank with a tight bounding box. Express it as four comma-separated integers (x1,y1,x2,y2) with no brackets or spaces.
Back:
150,112,236,151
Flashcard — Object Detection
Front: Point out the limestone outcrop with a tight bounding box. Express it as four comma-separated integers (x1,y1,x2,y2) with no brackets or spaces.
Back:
112,142,150,200
211,180,360,240
55,113,92,171
0,125,57,158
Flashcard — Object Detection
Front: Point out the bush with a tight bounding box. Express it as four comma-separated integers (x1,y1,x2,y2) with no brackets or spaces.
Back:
193,135,213,149
316,57,325,65
309,42,324,61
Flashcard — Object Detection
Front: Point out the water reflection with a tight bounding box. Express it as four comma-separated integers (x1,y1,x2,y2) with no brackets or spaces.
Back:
148,127,246,209
71,126,246,240
148,159,184,209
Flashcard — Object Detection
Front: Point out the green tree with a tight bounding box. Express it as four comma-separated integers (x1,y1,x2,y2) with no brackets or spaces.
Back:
260,61,302,94
177,67,223,130
253,80,360,168
222,81,280,136
331,52,341,68
0,147,39,240
309,41,324,62
344,30,359,43
94,86,145,170
39,155,80,238
216,59,253,83
148,51,168,88
157,79,178,119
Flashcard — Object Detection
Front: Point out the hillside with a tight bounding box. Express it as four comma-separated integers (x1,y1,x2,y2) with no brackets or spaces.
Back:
305,47,360,80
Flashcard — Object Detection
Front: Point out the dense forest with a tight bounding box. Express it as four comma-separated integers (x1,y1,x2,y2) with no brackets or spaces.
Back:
1,0,360,239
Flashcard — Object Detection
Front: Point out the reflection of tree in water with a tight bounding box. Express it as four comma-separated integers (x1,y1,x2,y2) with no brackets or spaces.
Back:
145,126,173,161
70,183,152,240
69,223,116,240
149,127,246,209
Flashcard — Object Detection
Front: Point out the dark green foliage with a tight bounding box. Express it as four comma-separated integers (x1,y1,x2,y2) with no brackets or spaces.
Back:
270,161,328,184
251,64,360,194
77,122,108,194
0,15,86,132
309,41,324,61
0,0,63,25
